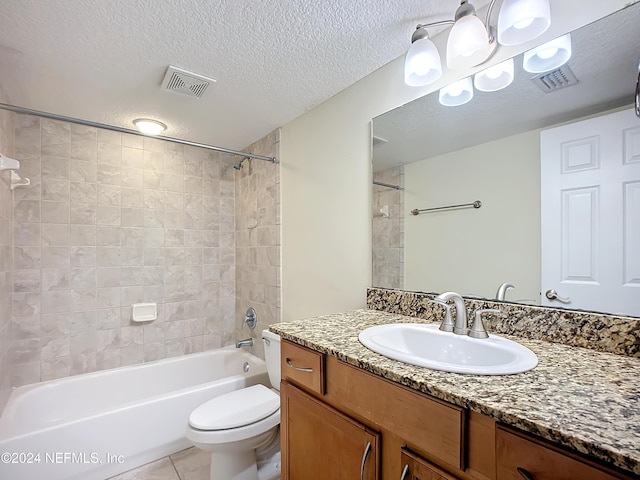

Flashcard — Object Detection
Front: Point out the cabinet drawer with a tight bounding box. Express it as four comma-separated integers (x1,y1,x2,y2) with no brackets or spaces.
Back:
496,425,626,480
281,340,325,395
400,449,461,480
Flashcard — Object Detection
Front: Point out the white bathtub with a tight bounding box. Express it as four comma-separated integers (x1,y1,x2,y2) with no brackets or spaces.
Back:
0,347,269,480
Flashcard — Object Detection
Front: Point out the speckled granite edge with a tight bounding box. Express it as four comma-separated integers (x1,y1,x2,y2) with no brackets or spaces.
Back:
270,310,640,476
367,288,640,357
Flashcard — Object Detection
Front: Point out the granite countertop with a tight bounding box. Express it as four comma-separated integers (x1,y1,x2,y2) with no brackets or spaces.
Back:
270,309,640,476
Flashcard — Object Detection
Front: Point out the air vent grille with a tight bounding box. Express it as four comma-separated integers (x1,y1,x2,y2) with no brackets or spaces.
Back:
161,66,216,99
531,65,579,93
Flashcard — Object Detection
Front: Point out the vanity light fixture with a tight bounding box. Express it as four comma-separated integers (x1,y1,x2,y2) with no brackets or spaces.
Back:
133,118,167,135
497,0,551,46
439,77,474,107
404,26,443,87
474,58,514,92
523,33,572,73
403,0,551,86
446,1,493,70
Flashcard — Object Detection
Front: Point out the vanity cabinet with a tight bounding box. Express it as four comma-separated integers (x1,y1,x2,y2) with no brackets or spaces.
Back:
279,339,635,480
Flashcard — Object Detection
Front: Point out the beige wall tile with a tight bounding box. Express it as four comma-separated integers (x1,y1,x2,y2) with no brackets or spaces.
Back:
8,116,283,385
234,131,281,354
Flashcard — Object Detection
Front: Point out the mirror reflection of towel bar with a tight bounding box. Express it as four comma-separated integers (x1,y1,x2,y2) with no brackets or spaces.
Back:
373,181,402,190
411,200,482,216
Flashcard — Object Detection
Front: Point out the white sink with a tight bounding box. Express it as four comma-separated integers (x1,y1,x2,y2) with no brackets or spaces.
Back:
358,323,538,375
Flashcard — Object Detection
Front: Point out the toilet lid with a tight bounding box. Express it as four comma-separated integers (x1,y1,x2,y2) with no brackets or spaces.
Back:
189,384,279,430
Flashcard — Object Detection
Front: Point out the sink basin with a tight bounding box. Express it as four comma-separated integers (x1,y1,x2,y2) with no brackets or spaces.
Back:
358,323,538,375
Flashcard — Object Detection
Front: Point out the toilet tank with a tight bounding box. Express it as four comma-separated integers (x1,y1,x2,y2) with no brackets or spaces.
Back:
261,329,281,390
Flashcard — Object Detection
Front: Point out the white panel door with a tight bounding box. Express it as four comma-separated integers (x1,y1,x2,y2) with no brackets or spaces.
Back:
541,108,640,315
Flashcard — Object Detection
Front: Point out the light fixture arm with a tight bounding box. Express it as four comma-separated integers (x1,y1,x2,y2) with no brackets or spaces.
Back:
484,0,500,43
415,20,455,31
415,0,501,46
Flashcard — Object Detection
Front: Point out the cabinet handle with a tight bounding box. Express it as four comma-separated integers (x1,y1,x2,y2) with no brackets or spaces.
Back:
285,358,314,373
360,442,372,480
400,464,410,480
517,467,535,480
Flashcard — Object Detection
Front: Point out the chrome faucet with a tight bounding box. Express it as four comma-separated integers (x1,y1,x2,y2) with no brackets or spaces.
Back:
236,338,254,348
434,292,468,335
495,283,514,301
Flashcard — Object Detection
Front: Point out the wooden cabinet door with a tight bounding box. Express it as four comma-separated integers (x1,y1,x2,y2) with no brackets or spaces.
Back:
281,380,380,480
400,449,461,480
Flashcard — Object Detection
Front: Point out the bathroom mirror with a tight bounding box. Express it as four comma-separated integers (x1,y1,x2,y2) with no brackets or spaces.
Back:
372,4,640,318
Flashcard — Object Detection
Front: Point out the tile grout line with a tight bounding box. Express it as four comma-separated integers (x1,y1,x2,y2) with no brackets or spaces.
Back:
167,453,183,480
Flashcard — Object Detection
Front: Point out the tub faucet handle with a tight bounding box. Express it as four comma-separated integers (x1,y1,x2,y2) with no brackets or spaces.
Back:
244,307,257,330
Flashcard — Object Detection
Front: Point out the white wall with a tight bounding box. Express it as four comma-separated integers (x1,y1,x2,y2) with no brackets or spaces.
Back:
404,131,540,303
279,0,631,322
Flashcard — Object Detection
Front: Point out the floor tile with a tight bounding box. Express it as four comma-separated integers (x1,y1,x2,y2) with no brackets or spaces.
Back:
170,447,210,480
106,457,180,480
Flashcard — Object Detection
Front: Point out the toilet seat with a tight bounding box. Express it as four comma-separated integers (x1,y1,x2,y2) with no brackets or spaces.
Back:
186,385,281,446
189,384,280,430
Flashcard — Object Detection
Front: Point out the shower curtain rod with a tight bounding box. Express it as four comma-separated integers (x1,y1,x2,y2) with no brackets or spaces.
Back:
0,103,279,165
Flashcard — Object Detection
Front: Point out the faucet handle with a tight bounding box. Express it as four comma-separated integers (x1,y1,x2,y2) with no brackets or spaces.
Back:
432,299,455,332
468,309,502,339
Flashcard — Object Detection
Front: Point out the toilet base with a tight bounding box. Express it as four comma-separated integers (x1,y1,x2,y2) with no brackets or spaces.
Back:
207,428,280,480
210,450,258,480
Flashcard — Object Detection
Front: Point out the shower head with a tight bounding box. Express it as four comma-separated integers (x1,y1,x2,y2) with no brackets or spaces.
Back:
233,157,250,170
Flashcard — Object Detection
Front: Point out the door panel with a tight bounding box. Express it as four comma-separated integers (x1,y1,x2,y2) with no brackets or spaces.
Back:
541,108,640,315
280,381,380,480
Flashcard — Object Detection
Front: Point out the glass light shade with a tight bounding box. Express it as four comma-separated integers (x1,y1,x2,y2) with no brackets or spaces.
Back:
474,58,515,92
497,0,551,46
133,118,167,135
523,34,572,73
446,14,492,70
439,77,474,107
404,37,443,87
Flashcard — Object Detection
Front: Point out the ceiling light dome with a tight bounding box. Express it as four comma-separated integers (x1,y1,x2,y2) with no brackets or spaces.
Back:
404,27,443,87
497,0,551,46
133,118,167,135
439,77,474,107
523,33,572,73
474,58,514,92
447,1,492,70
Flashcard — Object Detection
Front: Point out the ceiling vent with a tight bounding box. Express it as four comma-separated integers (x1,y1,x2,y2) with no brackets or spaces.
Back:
161,66,216,99
531,65,579,93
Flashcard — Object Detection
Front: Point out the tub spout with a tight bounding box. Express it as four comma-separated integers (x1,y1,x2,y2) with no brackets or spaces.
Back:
236,338,254,348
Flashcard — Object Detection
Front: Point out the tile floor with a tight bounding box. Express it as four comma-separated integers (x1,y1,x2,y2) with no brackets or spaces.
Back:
107,447,210,480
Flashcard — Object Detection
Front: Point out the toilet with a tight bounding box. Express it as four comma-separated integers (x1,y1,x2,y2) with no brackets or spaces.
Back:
186,330,282,480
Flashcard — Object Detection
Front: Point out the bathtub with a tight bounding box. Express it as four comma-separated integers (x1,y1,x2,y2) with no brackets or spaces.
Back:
0,347,269,480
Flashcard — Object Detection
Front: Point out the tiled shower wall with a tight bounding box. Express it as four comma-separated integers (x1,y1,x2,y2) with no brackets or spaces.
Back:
235,130,281,358
372,166,404,289
0,93,15,411
11,114,239,385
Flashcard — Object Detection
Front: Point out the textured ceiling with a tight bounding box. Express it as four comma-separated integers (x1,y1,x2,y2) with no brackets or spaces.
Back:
0,0,491,151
